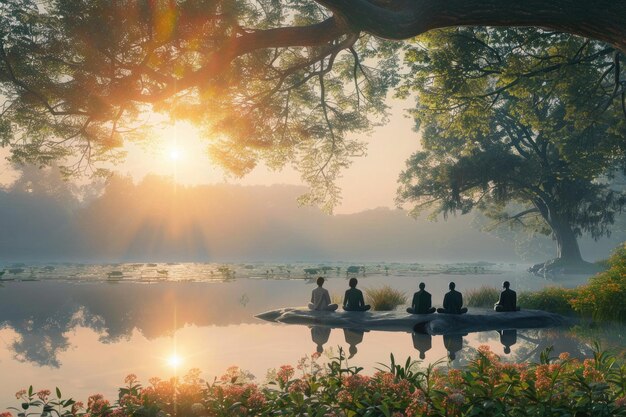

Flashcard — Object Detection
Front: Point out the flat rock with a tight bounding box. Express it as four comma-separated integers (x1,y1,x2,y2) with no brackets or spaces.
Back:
255,307,567,335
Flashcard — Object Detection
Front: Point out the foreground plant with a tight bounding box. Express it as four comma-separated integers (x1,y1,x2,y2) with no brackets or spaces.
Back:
4,346,626,417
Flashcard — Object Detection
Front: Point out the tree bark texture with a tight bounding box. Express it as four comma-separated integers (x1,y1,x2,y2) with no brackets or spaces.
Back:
317,0,626,53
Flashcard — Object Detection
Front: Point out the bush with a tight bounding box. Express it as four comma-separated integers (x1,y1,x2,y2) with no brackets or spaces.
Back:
364,285,407,311
5,347,626,417
466,286,500,307
518,286,577,315
571,243,626,322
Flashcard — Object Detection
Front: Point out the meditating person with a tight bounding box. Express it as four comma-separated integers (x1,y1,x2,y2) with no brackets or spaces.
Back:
437,282,468,314
406,282,436,314
494,281,521,312
308,277,338,311
342,278,371,311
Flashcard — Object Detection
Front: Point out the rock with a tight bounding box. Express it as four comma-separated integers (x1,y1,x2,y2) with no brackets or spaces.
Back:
255,307,567,335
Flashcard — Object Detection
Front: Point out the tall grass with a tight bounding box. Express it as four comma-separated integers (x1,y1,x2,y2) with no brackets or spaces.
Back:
466,286,500,307
518,287,576,315
364,285,407,311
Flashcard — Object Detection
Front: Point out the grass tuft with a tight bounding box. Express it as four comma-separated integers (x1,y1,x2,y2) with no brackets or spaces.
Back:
466,286,500,307
364,285,407,311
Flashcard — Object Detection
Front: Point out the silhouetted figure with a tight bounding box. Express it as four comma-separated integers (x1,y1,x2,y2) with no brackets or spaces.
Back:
443,333,464,361
494,281,521,312
343,278,371,311
498,329,517,354
310,326,331,353
308,277,338,311
437,282,468,314
411,332,432,360
406,282,436,314
343,328,365,358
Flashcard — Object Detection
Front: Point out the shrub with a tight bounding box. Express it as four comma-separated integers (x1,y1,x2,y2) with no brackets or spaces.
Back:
571,243,626,322
364,285,407,311
5,347,626,417
466,286,500,307
518,286,576,315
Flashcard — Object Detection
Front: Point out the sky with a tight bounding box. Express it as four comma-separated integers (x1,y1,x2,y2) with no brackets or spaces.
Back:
114,98,418,214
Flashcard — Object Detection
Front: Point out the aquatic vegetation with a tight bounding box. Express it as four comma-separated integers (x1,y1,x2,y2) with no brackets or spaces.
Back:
5,347,626,417
466,285,500,307
364,285,407,311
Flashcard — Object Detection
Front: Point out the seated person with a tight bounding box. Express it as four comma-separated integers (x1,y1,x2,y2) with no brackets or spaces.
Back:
343,278,371,311
437,282,468,314
406,282,436,314
494,281,521,312
308,277,338,311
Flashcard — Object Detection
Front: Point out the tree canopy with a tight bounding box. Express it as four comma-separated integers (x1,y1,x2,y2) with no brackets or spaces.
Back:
1,0,626,210
397,28,626,266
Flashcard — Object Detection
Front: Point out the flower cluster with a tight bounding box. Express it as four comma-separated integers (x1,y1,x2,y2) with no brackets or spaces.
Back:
3,347,626,417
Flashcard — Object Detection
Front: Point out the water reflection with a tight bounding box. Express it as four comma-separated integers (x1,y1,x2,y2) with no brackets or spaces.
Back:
411,332,432,360
498,329,517,354
343,329,366,358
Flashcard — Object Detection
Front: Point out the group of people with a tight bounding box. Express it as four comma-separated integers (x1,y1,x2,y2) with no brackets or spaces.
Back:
308,277,520,313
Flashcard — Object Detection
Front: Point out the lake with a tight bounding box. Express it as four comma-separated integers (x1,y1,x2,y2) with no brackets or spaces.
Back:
0,262,619,408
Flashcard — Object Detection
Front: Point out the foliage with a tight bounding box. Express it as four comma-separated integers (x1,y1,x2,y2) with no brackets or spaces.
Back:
0,0,400,211
397,28,626,262
465,285,500,307
518,287,577,316
571,243,626,322
4,347,626,417
364,285,407,311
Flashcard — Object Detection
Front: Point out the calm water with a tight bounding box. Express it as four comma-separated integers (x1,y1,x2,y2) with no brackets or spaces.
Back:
0,262,619,408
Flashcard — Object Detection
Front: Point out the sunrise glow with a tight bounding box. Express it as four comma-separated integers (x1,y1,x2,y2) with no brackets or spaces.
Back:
167,353,183,369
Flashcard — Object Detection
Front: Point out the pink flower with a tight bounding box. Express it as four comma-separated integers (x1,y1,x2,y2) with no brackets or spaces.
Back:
37,390,51,402
615,396,626,407
336,389,353,404
14,390,27,401
247,392,266,409
277,365,295,386
124,374,138,385
558,352,570,361
0,412,13,417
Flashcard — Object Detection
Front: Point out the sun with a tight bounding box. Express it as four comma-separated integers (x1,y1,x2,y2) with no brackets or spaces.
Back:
167,353,183,368
168,146,182,161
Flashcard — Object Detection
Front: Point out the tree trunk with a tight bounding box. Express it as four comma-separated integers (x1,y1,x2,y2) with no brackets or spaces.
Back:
552,219,584,264
318,0,626,53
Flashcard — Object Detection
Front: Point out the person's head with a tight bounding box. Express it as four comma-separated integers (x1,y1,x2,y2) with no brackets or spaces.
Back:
316,277,325,286
449,282,456,290
419,351,425,360
419,282,425,290
316,344,323,354
504,346,511,354
349,277,358,288
448,351,456,360
503,281,510,289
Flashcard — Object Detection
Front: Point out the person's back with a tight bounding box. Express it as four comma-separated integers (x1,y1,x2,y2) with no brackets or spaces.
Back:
343,278,371,311
437,282,468,314
308,277,338,311
407,282,436,314
494,281,520,312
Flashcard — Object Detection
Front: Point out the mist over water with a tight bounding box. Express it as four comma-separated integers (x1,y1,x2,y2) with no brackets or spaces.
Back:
0,170,623,264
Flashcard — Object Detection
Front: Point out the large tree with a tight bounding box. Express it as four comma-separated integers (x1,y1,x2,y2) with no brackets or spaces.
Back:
1,0,626,210
397,28,626,271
